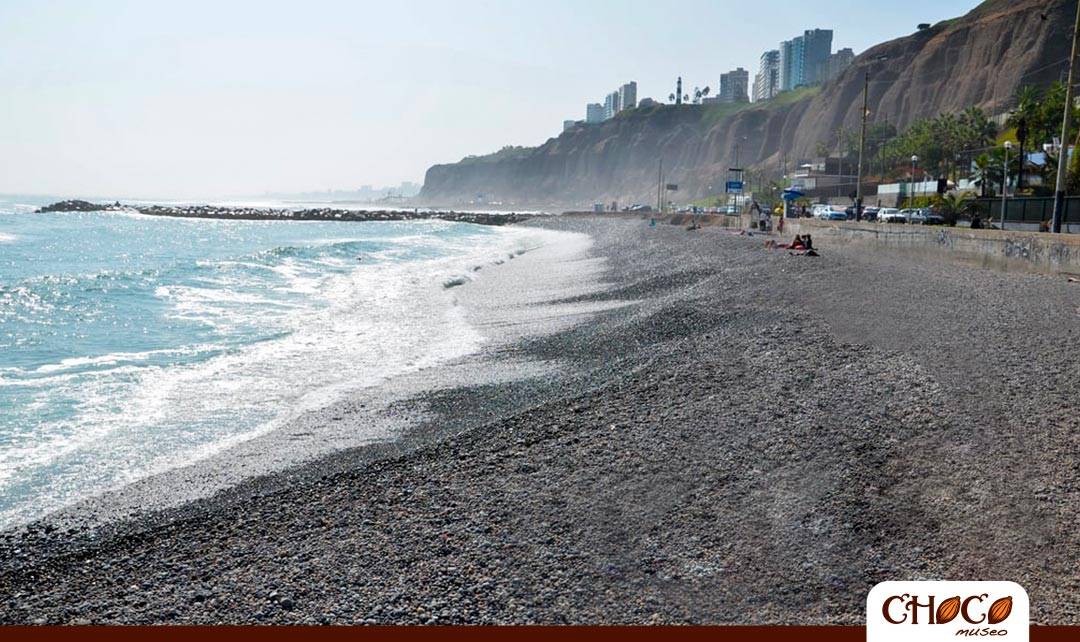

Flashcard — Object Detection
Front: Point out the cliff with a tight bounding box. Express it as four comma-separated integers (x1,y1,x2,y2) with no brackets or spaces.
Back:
420,0,1075,208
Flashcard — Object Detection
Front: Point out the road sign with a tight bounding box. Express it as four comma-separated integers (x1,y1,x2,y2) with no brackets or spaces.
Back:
726,180,744,193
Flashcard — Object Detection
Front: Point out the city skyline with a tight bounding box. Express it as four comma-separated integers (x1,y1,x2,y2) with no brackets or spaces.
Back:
1,0,979,198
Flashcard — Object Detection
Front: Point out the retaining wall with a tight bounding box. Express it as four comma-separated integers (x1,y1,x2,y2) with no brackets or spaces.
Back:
561,211,1080,276
783,219,1080,276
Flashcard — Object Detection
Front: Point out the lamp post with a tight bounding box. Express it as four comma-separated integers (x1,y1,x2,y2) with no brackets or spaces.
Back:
910,155,919,209
1001,141,1013,230
1052,0,1080,233
855,69,870,221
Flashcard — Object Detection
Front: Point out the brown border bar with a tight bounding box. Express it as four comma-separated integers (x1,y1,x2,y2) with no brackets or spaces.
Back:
0,626,1077,641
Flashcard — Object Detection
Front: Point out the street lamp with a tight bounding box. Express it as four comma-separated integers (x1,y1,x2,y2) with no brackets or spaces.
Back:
1002,141,1013,231
910,155,919,209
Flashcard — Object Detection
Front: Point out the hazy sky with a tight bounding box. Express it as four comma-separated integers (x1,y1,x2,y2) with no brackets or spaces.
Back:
1,0,979,199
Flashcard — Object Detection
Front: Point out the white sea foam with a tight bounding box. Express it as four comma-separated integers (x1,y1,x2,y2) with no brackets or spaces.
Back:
0,232,16,243
0,222,580,527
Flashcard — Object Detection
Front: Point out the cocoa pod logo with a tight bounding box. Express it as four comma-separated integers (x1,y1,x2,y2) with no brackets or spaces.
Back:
988,596,1013,625
935,596,961,624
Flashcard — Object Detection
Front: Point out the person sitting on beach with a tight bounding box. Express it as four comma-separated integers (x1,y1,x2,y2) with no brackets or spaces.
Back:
802,235,814,251
785,235,804,250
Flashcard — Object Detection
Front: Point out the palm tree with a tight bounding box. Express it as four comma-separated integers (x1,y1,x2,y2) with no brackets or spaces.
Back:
1008,86,1040,132
962,107,997,148
935,191,977,226
669,93,676,103
972,153,995,197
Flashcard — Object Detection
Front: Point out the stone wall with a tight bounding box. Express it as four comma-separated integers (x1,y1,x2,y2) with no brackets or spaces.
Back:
783,219,1080,276
562,212,1080,276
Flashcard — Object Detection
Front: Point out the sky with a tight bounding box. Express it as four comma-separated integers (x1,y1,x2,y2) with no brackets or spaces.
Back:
0,0,980,199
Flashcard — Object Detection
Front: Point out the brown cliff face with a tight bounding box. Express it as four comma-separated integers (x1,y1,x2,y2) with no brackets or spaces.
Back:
420,0,1074,208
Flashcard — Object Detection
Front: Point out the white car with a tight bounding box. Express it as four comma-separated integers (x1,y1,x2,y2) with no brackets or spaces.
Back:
879,208,906,223
812,204,834,219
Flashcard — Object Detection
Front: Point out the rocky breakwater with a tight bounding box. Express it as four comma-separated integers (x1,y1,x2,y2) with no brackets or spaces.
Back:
35,200,121,213
34,201,531,227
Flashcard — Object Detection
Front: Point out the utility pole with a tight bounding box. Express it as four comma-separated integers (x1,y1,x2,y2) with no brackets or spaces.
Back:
1052,0,1080,233
856,69,870,221
657,159,663,214
1002,141,1012,230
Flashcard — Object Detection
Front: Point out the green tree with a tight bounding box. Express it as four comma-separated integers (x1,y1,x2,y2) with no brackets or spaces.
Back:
934,191,977,226
971,153,998,197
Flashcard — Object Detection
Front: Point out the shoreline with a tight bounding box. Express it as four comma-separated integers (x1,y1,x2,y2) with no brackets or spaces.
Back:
2,216,1079,624
0,219,615,534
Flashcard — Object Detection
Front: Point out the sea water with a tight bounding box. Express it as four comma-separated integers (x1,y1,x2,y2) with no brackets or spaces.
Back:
0,198,547,528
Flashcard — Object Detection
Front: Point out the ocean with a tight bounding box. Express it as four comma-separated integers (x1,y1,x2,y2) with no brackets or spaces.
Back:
0,197,548,528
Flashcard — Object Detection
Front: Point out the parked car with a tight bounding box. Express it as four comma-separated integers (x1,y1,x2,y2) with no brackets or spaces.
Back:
903,208,926,224
922,210,947,225
862,206,880,221
879,208,906,223
812,204,833,219
826,209,848,221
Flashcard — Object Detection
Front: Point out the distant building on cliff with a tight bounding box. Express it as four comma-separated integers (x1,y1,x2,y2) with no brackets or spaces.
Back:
754,50,781,102
619,81,638,111
824,47,854,82
579,80,637,127
779,37,803,90
802,29,833,85
586,103,605,124
603,91,622,120
563,120,579,132
719,68,750,103
779,28,833,90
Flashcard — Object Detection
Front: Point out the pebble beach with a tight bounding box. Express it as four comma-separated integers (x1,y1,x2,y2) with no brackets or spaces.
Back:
2,215,1078,625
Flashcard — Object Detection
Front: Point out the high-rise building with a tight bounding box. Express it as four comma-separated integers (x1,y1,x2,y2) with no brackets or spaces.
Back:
719,68,750,103
586,103,605,124
577,80,637,129
823,47,855,82
779,37,803,91
801,29,834,85
603,91,622,120
619,81,638,111
753,50,781,102
779,29,834,90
